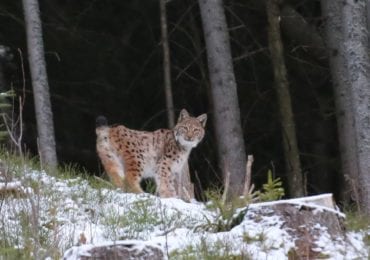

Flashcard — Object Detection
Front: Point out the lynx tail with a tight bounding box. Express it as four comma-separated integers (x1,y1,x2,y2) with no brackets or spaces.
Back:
96,115,108,127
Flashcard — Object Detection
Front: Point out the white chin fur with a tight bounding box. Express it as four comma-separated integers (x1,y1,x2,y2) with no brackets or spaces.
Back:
176,136,198,148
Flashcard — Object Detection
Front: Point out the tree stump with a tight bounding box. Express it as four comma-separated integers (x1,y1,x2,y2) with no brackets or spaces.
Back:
174,163,194,201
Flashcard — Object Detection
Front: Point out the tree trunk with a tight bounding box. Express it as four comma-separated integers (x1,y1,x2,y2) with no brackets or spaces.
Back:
0,45,8,93
160,0,194,200
22,0,58,169
198,0,247,200
242,1,327,62
342,0,370,214
266,0,304,197
159,0,175,128
320,0,355,202
367,0,370,46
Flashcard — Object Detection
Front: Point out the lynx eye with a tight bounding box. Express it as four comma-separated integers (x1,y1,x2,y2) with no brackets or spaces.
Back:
178,126,187,133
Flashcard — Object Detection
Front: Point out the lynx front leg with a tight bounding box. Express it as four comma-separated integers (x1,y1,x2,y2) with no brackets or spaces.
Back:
156,161,177,198
124,173,144,194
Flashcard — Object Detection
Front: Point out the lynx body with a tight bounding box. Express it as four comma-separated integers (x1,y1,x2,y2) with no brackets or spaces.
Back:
96,109,206,197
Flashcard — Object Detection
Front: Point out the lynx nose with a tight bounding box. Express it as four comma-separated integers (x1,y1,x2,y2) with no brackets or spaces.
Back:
185,135,192,141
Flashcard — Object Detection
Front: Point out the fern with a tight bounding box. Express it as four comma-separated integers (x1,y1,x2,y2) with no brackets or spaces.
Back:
200,170,285,232
202,190,250,232
254,170,285,202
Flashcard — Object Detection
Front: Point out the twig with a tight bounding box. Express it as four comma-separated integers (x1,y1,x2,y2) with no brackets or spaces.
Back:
194,170,206,202
1,97,24,157
1,49,27,158
182,186,192,202
2,114,18,147
222,168,230,205
17,97,23,156
37,138,43,170
243,155,254,196
17,48,26,107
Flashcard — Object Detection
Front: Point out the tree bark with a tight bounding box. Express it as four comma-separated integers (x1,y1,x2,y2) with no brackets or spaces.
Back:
342,0,370,214
159,0,175,128
198,0,247,200
0,46,8,93
245,1,327,62
320,0,356,202
22,0,58,169
160,0,194,200
367,0,370,46
266,0,304,197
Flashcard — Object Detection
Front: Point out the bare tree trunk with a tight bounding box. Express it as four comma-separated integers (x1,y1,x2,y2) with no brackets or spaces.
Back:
242,1,327,62
342,0,370,214
266,0,304,197
321,0,355,202
22,0,58,169
0,45,13,145
0,46,8,93
198,0,247,200
367,0,370,46
159,0,175,128
159,0,194,200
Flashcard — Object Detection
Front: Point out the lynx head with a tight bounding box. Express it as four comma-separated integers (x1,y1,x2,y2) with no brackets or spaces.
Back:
174,109,207,148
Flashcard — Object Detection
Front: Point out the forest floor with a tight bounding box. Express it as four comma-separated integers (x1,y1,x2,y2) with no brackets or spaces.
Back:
0,156,369,259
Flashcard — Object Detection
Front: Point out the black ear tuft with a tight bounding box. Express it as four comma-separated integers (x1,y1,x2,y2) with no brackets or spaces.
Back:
96,116,108,127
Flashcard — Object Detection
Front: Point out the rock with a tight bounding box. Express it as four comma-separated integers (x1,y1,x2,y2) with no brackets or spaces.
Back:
272,203,345,259
63,240,165,260
0,181,25,197
250,194,346,259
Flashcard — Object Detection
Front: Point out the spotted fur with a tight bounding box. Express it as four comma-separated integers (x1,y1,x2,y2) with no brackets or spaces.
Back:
96,109,207,198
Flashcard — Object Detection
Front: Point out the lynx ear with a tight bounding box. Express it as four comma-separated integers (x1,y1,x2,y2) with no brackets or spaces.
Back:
197,114,207,128
178,109,190,122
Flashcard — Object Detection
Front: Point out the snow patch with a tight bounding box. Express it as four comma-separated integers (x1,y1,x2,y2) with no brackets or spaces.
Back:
0,169,368,259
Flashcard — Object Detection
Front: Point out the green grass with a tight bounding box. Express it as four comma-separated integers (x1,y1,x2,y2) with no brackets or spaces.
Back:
202,171,285,233
0,150,180,258
0,150,369,259
101,195,162,240
170,237,252,260
344,206,370,232
0,150,100,259
343,206,370,251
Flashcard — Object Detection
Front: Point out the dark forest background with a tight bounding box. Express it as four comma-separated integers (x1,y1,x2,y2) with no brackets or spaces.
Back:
0,0,339,199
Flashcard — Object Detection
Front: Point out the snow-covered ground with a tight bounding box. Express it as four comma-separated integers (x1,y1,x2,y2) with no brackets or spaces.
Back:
0,168,369,259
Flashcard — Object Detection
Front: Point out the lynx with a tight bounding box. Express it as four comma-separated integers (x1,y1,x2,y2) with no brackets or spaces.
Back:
96,109,207,198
